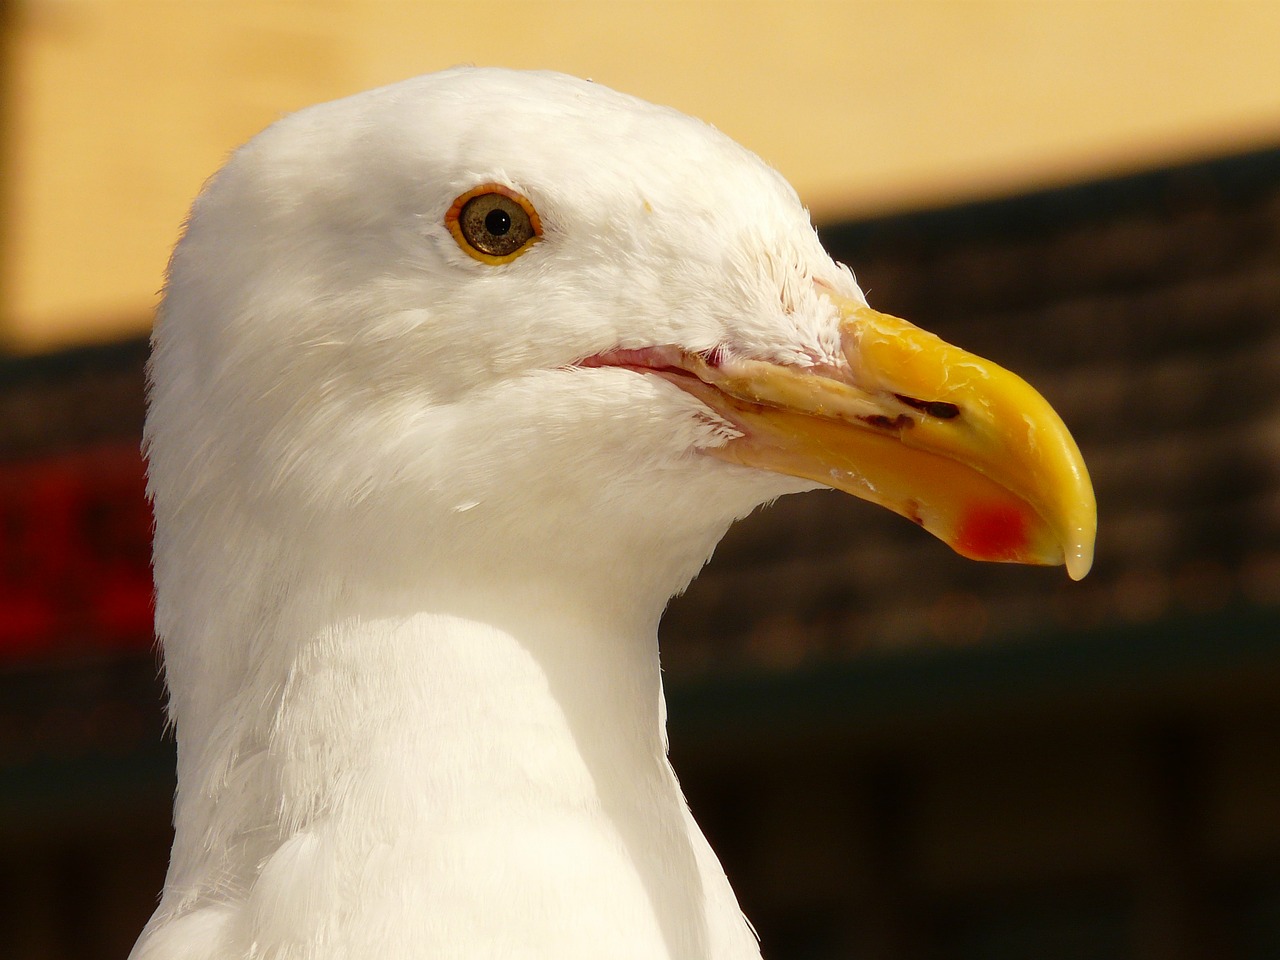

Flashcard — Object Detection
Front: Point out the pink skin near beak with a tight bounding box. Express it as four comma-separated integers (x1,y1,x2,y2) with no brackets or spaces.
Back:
582,294,1097,580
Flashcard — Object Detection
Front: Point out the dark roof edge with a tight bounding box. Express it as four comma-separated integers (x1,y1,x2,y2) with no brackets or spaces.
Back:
818,142,1280,252
0,333,149,385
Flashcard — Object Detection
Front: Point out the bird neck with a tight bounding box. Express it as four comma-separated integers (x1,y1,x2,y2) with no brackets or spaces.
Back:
150,509,752,957
266,571,672,831
166,561,666,863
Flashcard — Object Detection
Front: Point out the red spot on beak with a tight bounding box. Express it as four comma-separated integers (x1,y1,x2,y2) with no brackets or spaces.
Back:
956,503,1031,562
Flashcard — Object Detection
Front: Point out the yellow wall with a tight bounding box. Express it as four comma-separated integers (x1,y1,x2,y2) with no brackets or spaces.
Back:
6,0,1280,351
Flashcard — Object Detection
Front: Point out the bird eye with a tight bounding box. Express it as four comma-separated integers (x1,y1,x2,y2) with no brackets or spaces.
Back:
445,185,541,264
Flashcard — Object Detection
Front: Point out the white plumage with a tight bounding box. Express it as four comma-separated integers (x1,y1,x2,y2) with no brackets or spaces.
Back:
135,67,1093,960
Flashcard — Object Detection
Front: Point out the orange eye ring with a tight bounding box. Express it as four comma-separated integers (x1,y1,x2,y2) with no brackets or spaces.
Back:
445,184,542,264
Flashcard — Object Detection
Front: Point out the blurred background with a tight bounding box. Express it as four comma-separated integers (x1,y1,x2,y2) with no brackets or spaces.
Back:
2,2,1280,958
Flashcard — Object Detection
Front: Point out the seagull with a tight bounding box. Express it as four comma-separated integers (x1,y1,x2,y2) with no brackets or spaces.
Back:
134,67,1095,960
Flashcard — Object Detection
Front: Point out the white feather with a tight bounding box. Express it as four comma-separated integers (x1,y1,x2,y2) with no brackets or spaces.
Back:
137,67,865,960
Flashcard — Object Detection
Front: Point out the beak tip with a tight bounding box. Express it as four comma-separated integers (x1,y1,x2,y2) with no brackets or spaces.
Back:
1065,543,1095,581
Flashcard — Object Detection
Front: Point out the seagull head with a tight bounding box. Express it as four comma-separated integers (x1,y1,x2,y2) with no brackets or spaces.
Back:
147,67,1094,605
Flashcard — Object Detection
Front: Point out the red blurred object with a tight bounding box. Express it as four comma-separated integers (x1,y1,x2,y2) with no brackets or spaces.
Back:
0,445,154,662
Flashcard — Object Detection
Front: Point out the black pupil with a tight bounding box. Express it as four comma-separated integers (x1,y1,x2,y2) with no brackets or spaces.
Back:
485,208,512,236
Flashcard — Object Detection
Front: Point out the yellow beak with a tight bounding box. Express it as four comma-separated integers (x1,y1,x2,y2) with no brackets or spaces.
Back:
667,294,1096,579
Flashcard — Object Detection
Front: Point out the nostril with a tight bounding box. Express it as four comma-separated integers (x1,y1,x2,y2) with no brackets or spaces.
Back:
895,394,961,420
